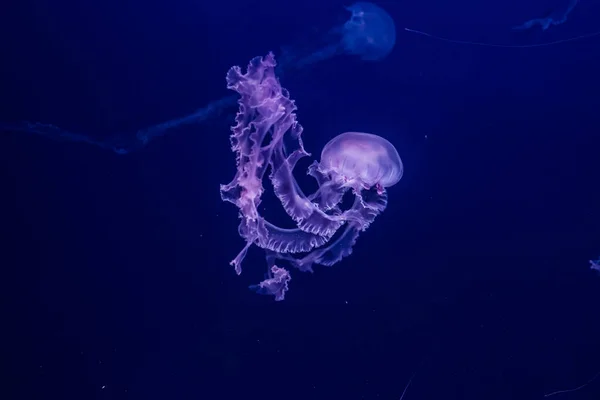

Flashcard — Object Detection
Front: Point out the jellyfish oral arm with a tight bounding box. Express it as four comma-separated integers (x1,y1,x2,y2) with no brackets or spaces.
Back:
248,265,291,301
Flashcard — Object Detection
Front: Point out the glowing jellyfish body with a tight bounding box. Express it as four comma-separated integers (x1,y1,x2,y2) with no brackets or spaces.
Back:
220,53,402,300
319,132,403,190
342,2,397,61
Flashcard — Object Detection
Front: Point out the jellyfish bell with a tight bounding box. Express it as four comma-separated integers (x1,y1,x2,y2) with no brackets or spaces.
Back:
2,3,397,154
342,2,397,61
319,131,403,192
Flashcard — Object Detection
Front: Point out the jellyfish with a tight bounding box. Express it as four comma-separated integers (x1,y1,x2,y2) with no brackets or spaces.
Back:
405,0,600,48
1,2,396,155
282,1,396,70
512,0,579,31
590,258,600,273
220,52,403,300
341,2,397,61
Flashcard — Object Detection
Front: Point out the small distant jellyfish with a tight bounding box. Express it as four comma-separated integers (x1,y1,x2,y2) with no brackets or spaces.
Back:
342,2,397,61
513,0,579,31
281,1,397,70
220,53,403,300
591,258,600,274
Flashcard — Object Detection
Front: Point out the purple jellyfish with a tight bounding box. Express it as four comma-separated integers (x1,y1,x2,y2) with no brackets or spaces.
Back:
220,53,403,300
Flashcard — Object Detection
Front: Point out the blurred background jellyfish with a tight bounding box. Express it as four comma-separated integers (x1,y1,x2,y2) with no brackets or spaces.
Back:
1,2,396,155
512,0,579,31
282,1,396,70
405,0,600,48
591,258,600,273
342,2,397,61
220,53,403,300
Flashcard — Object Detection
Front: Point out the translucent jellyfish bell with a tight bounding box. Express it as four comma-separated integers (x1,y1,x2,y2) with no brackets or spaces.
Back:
278,2,397,71
319,131,403,191
342,2,397,61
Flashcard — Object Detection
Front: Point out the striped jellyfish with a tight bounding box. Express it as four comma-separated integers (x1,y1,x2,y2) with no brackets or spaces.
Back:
220,53,403,300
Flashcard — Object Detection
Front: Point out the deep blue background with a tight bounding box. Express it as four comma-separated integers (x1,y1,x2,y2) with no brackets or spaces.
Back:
1,0,600,399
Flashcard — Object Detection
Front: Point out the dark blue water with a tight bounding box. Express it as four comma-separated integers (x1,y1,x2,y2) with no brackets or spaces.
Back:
1,0,599,399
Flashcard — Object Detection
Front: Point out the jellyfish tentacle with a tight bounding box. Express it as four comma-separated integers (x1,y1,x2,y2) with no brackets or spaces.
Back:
306,161,350,211
269,189,388,273
223,54,348,245
248,265,291,301
228,209,332,275
269,129,347,237
2,4,396,154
